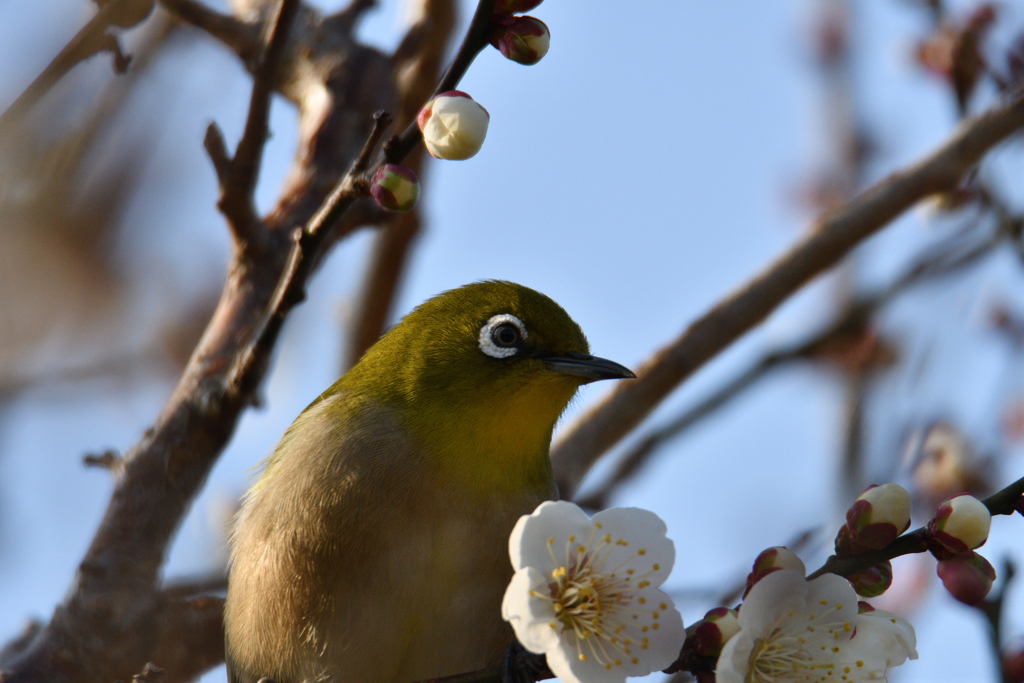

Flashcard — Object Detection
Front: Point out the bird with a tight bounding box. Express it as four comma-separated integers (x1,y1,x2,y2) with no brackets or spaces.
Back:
223,280,635,683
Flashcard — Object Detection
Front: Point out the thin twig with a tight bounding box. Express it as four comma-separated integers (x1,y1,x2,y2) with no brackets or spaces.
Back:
345,0,458,370
205,0,301,243
807,473,1024,580
551,86,1024,498
232,0,301,196
382,0,498,164
0,0,154,132
157,0,260,63
979,558,1015,683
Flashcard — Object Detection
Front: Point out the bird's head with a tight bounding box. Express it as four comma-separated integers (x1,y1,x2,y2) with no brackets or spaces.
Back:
341,281,634,482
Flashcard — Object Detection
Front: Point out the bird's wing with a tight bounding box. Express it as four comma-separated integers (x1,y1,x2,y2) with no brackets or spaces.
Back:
224,393,437,683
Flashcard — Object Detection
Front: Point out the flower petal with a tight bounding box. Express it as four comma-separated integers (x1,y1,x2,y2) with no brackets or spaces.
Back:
802,572,860,629
852,609,919,666
629,588,685,672
715,630,753,683
591,507,675,588
736,568,808,634
508,500,593,572
501,567,560,654
546,633,629,683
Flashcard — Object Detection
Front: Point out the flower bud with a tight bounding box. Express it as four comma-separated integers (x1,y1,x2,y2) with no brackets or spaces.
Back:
744,546,804,596
936,551,996,605
913,422,986,507
417,91,490,160
845,483,912,551
690,607,740,658
494,0,542,14
369,164,419,212
848,561,893,598
490,16,550,66
857,600,875,614
928,493,991,554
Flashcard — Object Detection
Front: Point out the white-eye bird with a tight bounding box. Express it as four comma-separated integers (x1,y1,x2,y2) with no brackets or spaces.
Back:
224,281,634,683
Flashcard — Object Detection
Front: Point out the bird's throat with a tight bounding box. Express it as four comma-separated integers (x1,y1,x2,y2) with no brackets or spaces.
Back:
406,377,576,494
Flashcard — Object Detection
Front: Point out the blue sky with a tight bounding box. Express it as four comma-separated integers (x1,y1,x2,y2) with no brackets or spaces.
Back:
2,1,1024,681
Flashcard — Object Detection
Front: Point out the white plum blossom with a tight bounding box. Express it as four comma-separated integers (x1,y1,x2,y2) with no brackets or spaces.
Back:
416,90,490,160
501,501,684,683
717,569,917,683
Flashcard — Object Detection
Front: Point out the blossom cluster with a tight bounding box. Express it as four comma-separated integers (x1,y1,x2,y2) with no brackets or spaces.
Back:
718,562,918,683
498,480,1004,682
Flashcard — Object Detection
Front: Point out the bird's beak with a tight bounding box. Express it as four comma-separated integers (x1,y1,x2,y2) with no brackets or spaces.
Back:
541,352,636,383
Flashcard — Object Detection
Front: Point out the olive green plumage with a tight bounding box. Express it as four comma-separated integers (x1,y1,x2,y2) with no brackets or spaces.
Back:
224,281,633,683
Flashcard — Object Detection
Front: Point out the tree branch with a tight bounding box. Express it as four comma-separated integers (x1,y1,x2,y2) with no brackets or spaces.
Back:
0,0,155,132
345,0,458,369
382,0,497,164
807,473,1024,580
158,0,260,63
204,0,301,243
575,223,1001,509
551,86,1024,498
0,1,509,680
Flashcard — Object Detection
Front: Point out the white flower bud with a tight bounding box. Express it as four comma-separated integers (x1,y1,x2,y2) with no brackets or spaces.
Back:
845,483,912,550
416,91,490,160
929,493,991,552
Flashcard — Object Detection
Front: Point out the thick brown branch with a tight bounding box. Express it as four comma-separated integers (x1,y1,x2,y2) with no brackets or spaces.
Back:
576,227,1000,509
551,87,1024,498
147,596,225,681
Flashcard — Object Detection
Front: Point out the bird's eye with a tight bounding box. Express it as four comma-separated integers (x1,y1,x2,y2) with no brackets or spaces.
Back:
492,323,521,347
479,314,528,359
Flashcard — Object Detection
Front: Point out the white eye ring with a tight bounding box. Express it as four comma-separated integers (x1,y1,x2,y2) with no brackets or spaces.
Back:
479,314,528,358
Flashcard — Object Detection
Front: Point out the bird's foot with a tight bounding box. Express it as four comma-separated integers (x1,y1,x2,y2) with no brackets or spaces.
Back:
502,641,550,683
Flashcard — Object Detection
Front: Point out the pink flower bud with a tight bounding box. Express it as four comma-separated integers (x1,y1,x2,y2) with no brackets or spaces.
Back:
936,551,996,605
690,607,740,658
369,164,419,212
416,91,490,160
494,0,543,14
490,16,550,66
744,546,804,596
845,483,912,551
928,493,991,554
848,561,893,598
